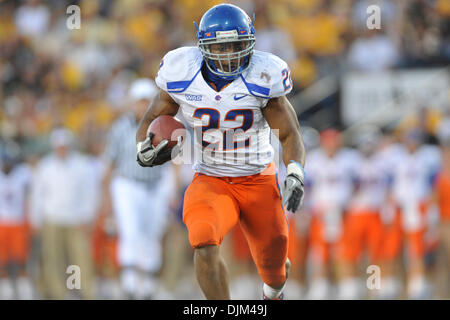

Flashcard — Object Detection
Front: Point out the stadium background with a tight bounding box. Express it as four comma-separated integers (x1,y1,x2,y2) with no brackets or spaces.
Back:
0,0,449,300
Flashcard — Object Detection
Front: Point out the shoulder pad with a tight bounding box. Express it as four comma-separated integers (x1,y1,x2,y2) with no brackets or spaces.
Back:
155,47,203,93
241,50,293,99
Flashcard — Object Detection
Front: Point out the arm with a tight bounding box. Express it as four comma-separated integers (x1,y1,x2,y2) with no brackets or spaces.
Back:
136,90,179,142
263,95,306,168
263,95,306,212
135,90,180,167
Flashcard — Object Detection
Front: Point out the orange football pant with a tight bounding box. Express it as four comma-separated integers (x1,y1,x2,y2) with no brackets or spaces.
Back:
230,216,306,267
182,163,289,288
0,223,29,265
380,205,427,261
342,210,383,263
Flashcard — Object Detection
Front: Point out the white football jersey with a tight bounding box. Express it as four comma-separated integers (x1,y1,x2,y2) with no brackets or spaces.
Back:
305,148,358,242
0,164,31,224
391,144,441,231
155,46,293,177
348,152,390,212
305,148,358,212
378,142,405,176
392,144,441,205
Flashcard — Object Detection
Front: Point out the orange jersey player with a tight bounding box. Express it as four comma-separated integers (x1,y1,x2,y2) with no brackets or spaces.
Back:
135,4,306,300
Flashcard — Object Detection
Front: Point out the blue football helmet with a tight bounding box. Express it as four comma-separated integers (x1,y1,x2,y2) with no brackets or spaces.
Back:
195,4,255,80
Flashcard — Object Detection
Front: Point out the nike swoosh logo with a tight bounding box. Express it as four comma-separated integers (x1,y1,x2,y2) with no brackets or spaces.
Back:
233,94,247,100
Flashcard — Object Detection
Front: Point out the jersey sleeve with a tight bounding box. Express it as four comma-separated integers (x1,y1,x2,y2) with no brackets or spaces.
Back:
155,47,202,93
244,52,293,106
267,54,293,98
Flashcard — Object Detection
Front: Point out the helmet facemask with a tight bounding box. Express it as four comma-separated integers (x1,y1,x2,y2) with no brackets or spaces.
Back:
198,30,255,80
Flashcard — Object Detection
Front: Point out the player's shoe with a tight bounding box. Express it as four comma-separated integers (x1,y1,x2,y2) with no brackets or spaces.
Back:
263,292,284,300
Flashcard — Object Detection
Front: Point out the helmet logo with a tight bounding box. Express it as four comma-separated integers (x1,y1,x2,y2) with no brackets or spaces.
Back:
216,30,239,40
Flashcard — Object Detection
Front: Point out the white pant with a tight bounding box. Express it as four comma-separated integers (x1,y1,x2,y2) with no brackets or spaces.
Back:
111,176,168,272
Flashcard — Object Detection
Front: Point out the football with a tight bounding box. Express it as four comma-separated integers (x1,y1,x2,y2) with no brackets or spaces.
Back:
147,115,185,148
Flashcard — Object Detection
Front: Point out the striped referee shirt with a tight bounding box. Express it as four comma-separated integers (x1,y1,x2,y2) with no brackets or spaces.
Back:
104,113,162,185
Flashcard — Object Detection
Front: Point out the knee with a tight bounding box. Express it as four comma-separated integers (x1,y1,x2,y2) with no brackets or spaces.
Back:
259,234,288,268
188,221,220,248
255,235,288,282
274,234,288,249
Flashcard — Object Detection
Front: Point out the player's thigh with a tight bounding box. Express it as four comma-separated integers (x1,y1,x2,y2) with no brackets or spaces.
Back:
380,211,403,261
341,214,363,262
308,216,330,265
365,214,384,262
405,230,425,259
230,224,252,262
344,213,378,262
183,174,239,248
10,224,29,263
0,225,8,264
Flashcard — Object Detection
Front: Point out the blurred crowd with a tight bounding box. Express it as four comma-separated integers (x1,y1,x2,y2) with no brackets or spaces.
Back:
0,0,449,300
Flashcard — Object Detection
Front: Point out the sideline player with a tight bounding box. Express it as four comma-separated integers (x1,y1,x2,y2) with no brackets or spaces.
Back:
391,129,441,298
0,141,33,299
337,127,386,299
136,4,306,300
304,129,356,299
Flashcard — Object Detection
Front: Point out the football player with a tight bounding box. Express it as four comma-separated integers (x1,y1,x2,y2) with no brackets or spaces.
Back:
136,4,306,300
391,128,441,299
337,126,387,299
303,129,357,299
0,141,33,299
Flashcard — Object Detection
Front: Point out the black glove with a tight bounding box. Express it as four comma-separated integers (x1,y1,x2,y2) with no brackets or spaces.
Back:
282,162,306,213
283,174,305,212
136,132,173,167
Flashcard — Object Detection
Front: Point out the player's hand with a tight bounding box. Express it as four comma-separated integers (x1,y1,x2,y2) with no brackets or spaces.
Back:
137,132,183,167
282,162,305,213
136,132,170,167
